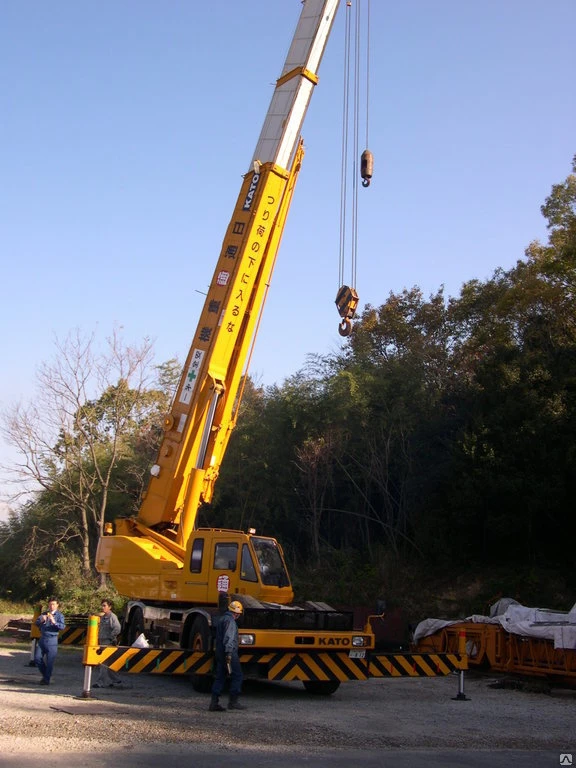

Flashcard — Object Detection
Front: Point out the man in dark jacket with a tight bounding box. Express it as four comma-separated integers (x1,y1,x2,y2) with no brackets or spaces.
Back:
209,600,245,711
94,599,123,688
34,597,66,685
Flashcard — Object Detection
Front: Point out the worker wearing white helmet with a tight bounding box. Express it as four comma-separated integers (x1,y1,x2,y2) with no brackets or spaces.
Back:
209,599,246,712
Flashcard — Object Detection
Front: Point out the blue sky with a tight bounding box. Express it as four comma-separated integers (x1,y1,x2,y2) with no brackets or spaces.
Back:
0,0,574,503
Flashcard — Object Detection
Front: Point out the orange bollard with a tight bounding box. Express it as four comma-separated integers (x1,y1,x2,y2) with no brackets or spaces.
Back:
86,614,100,648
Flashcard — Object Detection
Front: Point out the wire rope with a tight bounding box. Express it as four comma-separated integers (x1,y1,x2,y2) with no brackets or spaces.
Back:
337,0,371,334
350,0,361,289
338,2,352,290
365,0,371,150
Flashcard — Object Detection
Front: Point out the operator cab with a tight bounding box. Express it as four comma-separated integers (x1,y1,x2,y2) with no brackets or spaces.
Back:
186,529,293,605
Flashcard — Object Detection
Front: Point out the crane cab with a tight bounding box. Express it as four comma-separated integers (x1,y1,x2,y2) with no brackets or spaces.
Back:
185,529,294,605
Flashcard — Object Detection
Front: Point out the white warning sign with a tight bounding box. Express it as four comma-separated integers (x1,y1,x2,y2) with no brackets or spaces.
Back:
179,349,205,405
217,574,230,593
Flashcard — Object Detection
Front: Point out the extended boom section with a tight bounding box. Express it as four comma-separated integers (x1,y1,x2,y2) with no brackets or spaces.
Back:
134,145,306,544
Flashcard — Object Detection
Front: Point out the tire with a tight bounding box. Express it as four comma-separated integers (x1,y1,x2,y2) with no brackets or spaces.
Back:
126,606,145,646
303,680,341,696
187,616,213,693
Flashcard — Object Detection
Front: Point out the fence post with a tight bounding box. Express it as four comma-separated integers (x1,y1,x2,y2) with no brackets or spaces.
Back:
27,604,42,667
452,629,470,701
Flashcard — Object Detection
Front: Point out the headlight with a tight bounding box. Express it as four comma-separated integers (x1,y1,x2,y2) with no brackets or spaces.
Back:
239,634,255,646
352,635,368,647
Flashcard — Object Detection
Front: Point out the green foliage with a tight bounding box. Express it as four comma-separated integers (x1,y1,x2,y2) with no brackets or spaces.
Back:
0,340,174,602
47,551,99,613
2,159,575,615
35,551,125,615
0,598,34,614
293,548,384,605
213,157,576,592
154,357,181,398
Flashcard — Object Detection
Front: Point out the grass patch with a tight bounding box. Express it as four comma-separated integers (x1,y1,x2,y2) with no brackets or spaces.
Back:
0,599,35,615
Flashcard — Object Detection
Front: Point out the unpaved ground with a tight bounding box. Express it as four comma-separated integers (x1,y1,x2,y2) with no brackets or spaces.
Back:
0,638,574,765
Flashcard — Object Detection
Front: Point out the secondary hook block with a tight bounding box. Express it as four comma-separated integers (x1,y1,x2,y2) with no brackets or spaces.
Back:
361,149,373,187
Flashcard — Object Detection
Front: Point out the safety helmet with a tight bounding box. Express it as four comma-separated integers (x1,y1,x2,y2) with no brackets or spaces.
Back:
229,600,243,615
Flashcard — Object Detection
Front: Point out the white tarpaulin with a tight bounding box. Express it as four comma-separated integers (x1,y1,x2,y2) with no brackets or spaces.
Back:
413,599,576,650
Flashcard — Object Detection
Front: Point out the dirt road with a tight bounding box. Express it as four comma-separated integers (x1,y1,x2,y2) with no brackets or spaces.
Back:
0,640,574,767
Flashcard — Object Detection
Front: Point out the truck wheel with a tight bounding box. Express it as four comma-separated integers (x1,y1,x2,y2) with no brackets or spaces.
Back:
127,607,145,646
188,617,213,693
303,680,340,695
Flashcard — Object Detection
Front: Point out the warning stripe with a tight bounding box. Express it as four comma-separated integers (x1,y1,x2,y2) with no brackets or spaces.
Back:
242,650,369,682
84,646,213,676
369,652,465,678
83,645,465,681
59,627,87,645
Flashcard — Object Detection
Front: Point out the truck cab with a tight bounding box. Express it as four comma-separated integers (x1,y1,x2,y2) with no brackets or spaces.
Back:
186,529,293,605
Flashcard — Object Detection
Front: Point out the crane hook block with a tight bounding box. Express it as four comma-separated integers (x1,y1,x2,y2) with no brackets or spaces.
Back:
338,318,353,337
361,149,373,187
335,285,359,337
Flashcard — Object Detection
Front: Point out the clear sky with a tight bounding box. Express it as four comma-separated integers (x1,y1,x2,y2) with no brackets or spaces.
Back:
0,1,574,514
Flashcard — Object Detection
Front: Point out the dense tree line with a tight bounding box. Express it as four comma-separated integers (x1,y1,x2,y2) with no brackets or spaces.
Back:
1,158,574,610
212,158,575,582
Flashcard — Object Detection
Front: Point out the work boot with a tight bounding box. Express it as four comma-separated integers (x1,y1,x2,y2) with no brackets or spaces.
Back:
228,696,247,710
208,695,226,712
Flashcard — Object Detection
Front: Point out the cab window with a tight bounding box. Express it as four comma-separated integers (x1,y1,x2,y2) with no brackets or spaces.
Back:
213,543,238,571
190,538,204,573
240,543,258,582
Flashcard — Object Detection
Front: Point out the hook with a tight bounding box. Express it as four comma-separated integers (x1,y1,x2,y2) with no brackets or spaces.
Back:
338,318,352,337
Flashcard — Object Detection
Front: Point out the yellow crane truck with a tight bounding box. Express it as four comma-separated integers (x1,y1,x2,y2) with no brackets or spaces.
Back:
93,0,467,695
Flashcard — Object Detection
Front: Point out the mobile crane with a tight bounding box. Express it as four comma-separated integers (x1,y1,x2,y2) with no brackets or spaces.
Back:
96,0,369,694
93,0,467,695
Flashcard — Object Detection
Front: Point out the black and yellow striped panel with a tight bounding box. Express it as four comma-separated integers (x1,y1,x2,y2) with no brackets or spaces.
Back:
84,646,370,682
30,615,89,645
369,652,467,677
83,646,466,681
238,650,370,682
59,626,87,645
84,646,214,677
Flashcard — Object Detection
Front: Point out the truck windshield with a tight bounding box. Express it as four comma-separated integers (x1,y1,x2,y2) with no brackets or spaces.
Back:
251,537,291,588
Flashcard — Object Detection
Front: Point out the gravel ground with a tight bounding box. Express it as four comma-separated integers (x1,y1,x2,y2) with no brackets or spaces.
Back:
0,636,574,762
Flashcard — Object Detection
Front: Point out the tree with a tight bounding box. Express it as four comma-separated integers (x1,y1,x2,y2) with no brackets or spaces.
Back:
526,153,576,303
1,328,158,582
420,157,576,568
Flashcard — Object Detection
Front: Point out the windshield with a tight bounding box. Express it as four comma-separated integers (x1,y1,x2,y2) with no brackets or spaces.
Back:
251,536,291,588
